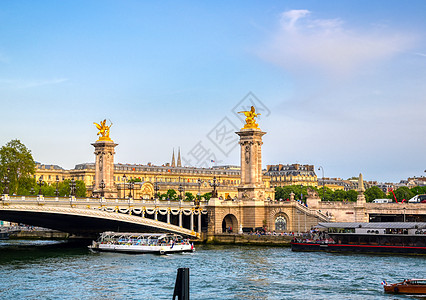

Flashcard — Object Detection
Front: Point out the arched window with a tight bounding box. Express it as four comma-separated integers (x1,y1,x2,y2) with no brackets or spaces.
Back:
275,215,287,231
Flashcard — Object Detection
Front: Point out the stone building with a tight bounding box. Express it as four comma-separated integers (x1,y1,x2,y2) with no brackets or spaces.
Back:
265,164,317,187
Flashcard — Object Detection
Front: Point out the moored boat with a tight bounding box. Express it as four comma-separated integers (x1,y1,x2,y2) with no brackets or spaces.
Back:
291,222,426,255
383,279,426,294
89,232,195,255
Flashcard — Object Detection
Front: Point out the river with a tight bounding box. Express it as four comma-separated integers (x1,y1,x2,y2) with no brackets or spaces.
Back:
0,240,424,299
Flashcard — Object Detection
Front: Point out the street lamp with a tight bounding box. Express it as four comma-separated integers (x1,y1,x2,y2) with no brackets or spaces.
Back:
99,179,106,198
2,167,10,195
122,174,127,199
209,176,220,198
318,166,325,201
69,177,76,197
128,181,134,198
55,175,59,197
197,179,204,199
38,176,43,196
178,183,184,200
154,178,159,199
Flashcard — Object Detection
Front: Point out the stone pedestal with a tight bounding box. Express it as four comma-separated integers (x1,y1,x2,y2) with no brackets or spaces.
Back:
92,140,118,198
236,128,268,201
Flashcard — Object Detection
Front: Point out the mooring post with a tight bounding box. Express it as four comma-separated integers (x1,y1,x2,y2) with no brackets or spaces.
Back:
173,267,189,300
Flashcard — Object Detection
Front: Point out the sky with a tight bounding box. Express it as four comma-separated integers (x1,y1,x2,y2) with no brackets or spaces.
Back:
1,1,426,183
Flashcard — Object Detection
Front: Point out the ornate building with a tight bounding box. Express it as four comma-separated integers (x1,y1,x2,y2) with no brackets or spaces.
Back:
265,164,317,188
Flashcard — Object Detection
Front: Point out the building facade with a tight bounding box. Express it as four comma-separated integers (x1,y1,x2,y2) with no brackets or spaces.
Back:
265,164,318,188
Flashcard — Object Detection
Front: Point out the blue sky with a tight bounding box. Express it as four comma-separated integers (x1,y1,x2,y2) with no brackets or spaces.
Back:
1,1,426,183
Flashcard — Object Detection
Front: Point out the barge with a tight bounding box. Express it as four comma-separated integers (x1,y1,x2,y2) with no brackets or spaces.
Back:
291,222,426,255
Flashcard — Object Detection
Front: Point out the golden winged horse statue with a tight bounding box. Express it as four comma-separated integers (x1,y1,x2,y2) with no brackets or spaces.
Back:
238,106,261,129
93,119,113,141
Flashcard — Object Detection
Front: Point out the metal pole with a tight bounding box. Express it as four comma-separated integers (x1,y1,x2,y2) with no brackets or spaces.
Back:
173,268,189,300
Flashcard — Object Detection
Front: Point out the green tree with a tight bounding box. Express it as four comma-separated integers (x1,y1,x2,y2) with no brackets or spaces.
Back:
50,179,86,197
201,192,212,201
184,192,195,201
166,189,177,200
364,186,386,202
0,139,35,194
393,186,414,202
410,186,426,196
331,189,347,201
346,190,358,202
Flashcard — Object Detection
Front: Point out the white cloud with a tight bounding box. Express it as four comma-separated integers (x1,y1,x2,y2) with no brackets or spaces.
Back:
259,10,417,76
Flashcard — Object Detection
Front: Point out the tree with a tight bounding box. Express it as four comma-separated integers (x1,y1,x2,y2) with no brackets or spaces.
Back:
364,186,386,202
346,190,358,202
331,189,347,201
184,192,195,201
166,189,177,200
0,139,35,195
393,186,414,202
201,192,212,201
410,186,426,196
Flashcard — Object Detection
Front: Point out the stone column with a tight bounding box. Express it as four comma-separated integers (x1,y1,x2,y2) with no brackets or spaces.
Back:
355,173,368,222
92,140,118,198
198,212,202,234
190,212,194,231
179,211,182,227
167,209,171,224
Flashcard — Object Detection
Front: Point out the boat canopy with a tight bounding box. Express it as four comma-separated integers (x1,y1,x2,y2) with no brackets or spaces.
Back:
99,232,182,240
315,222,426,230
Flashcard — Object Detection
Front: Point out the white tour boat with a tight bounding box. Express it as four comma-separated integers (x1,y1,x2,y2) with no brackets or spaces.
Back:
89,232,195,255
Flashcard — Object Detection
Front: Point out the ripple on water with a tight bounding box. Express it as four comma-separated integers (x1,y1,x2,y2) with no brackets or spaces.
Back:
0,243,425,299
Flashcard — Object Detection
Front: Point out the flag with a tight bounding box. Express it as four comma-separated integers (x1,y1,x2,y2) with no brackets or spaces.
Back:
211,160,215,163
381,280,387,285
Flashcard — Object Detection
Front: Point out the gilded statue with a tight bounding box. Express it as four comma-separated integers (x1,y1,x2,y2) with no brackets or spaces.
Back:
238,106,261,129
94,119,113,141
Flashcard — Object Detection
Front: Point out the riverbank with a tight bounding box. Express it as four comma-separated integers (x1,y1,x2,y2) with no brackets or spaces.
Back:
205,234,293,246
9,230,69,240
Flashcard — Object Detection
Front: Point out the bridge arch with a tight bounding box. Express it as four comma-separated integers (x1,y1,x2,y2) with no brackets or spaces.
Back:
222,214,238,233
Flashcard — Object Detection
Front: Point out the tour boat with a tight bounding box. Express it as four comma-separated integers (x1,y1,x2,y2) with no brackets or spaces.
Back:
291,222,426,255
383,279,426,294
89,232,195,255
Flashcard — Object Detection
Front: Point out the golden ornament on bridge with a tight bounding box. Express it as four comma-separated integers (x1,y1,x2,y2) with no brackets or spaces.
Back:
94,119,113,141
238,106,261,129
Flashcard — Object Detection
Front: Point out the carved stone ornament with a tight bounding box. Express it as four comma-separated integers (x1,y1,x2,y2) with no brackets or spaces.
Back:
99,154,103,171
245,145,250,164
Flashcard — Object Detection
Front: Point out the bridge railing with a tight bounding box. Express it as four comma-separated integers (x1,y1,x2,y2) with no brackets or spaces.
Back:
1,195,207,210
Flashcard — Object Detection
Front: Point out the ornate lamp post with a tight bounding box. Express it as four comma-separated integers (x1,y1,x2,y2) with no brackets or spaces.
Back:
55,175,60,197
122,174,127,199
209,176,219,198
99,179,106,198
37,176,43,196
197,179,204,199
318,166,325,201
154,178,159,199
128,181,134,198
69,177,76,197
2,167,10,195
178,183,184,200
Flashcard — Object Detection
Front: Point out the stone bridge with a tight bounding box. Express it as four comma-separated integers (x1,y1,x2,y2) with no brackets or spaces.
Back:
0,195,207,238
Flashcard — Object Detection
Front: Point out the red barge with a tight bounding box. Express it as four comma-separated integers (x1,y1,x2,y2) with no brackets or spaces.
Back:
291,222,426,255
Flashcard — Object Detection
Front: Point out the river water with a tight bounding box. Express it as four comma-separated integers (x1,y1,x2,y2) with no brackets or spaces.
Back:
0,240,424,300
